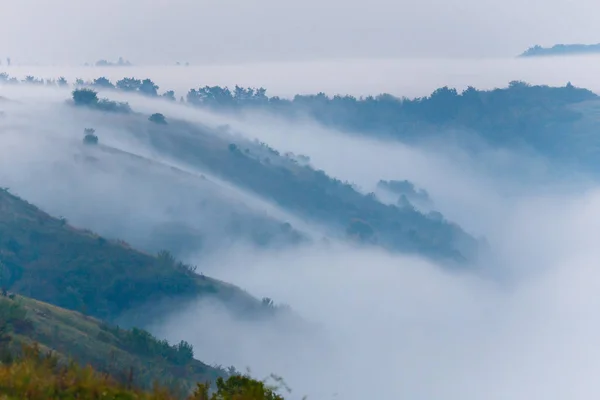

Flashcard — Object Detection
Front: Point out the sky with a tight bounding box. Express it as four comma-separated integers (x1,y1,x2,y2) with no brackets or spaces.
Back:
1,0,599,64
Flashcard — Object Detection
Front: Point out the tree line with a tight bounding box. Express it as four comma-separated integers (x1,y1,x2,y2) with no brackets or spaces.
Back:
4,72,596,156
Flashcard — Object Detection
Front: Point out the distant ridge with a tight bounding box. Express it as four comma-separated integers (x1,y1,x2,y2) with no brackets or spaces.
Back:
519,43,600,57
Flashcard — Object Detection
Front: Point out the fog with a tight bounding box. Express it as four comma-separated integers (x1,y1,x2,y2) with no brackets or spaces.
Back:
0,85,320,257
4,55,600,99
145,119,600,399
2,72,600,399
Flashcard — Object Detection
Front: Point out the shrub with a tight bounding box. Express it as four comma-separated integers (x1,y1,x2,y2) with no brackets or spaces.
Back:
83,134,99,145
96,98,132,113
71,89,131,113
72,89,99,106
149,113,167,124
0,343,287,399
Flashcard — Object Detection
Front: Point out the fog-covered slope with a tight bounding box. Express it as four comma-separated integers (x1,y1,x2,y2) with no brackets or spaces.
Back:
0,84,480,265
0,188,270,321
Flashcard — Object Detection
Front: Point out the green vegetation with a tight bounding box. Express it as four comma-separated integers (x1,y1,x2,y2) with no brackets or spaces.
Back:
9,71,596,168
0,352,285,399
0,188,264,321
0,294,225,394
72,88,132,113
149,113,168,124
83,128,99,145
11,73,596,261
143,124,477,263
0,296,287,399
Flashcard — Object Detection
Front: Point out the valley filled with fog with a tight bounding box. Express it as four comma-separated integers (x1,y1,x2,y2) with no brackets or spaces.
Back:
2,56,600,399
6,55,600,99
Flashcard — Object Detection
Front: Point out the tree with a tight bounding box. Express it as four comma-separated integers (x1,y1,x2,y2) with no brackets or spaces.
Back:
156,250,176,267
192,374,286,400
139,79,158,96
187,86,234,106
175,340,194,363
83,128,99,145
228,143,239,153
92,77,114,89
116,77,142,92
148,113,167,124
23,75,39,84
57,77,68,87
162,90,176,101
72,88,99,106
83,135,99,145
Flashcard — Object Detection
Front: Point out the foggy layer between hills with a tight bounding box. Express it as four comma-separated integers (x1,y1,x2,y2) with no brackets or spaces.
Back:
1,79,600,400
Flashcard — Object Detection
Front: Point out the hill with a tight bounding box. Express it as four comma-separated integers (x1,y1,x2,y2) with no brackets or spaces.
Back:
519,43,600,57
66,92,479,264
0,293,225,395
0,294,286,399
0,188,267,322
180,80,600,173
80,141,308,256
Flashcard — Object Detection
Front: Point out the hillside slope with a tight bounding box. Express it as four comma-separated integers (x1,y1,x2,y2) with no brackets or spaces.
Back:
72,102,479,264
0,293,226,395
0,188,265,321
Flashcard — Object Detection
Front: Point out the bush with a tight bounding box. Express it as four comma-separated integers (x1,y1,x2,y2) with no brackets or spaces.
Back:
0,343,287,399
96,99,132,113
71,89,131,113
72,89,99,106
149,113,167,124
83,134,99,145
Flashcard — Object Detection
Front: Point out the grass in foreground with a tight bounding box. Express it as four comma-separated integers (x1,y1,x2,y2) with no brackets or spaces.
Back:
0,344,285,400
0,294,226,395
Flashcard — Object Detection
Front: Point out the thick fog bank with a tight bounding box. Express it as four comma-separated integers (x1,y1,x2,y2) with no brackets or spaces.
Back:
4,55,600,99
2,83,600,399
0,85,317,257
153,185,600,399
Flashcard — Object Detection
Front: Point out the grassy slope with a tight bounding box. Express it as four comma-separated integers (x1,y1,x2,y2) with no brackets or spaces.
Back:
0,188,262,321
138,118,478,263
1,294,225,396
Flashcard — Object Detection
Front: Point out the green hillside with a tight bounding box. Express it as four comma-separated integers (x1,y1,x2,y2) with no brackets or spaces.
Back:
0,293,226,395
0,188,264,322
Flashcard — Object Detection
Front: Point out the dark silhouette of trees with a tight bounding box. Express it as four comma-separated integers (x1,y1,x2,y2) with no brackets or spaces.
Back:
83,128,99,145
72,89,99,106
92,77,114,89
116,77,142,92
23,76,43,85
149,113,167,124
161,90,176,101
72,88,131,113
139,79,158,96
519,43,600,57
